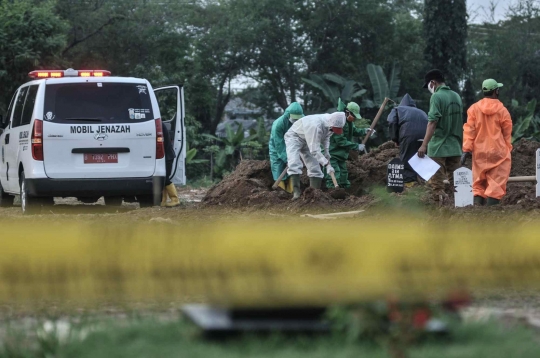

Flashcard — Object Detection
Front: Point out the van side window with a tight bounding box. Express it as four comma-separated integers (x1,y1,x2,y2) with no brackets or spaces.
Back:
2,91,17,129
12,86,29,128
21,85,38,126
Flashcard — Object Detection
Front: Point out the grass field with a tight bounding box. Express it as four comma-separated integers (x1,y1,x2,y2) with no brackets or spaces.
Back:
1,316,539,358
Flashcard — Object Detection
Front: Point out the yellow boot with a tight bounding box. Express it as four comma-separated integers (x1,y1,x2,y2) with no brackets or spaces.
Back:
285,178,294,194
165,184,180,207
160,189,168,207
277,178,294,193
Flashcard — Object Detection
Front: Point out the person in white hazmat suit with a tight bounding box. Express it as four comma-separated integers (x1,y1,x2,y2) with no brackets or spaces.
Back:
285,112,346,200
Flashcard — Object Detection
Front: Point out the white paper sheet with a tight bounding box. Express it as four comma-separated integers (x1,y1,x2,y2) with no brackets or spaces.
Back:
408,153,441,181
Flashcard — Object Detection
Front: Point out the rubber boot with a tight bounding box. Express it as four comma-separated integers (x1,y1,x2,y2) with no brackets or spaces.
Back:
165,184,180,207
285,178,294,194
290,175,302,200
309,177,322,189
486,197,500,206
160,189,168,207
473,196,485,206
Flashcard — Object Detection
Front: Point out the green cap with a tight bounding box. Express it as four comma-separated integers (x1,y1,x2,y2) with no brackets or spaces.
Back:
346,102,362,119
482,79,503,92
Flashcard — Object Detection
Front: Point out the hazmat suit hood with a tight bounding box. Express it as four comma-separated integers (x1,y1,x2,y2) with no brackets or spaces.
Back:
477,98,505,116
285,102,304,123
399,94,416,108
328,112,346,130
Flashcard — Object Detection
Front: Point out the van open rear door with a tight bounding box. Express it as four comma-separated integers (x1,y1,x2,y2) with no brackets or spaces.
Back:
153,85,186,185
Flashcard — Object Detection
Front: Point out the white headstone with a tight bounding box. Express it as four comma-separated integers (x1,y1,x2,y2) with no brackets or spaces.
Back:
454,167,473,207
536,149,540,198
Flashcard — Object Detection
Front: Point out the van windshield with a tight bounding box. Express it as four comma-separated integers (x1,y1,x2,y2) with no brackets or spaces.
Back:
43,82,153,124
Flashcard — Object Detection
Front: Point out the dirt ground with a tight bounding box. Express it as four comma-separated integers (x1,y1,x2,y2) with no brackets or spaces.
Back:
201,141,399,212
201,139,540,212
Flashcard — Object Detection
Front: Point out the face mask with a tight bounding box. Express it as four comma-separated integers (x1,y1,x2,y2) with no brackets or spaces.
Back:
428,82,435,94
289,117,296,123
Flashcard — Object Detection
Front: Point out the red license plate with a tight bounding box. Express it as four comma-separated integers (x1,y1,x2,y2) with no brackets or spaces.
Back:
84,153,118,164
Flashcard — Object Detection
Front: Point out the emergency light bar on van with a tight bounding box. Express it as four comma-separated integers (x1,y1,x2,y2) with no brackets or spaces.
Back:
28,69,111,79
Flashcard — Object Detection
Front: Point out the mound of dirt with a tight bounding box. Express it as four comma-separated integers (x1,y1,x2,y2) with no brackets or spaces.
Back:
203,160,373,211
500,139,540,209
348,141,399,195
510,139,540,176
202,140,540,211
203,160,290,208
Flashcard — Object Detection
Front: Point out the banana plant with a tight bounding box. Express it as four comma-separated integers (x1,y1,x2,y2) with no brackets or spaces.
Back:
365,63,401,108
512,99,540,143
302,74,367,112
202,123,257,171
185,145,208,165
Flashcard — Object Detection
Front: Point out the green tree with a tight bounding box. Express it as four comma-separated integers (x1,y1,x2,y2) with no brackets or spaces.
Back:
0,0,68,113
235,0,305,109
302,74,366,112
424,0,468,90
202,124,257,173
188,0,254,134
468,1,540,108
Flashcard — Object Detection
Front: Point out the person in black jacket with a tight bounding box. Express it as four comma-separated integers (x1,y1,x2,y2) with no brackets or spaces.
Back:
387,94,428,185
161,122,180,207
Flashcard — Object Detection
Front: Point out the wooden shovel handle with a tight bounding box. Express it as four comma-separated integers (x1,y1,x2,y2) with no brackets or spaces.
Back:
362,97,390,145
272,167,288,190
329,171,339,188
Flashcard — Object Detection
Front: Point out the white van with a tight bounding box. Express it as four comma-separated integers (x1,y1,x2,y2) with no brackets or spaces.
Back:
0,69,186,214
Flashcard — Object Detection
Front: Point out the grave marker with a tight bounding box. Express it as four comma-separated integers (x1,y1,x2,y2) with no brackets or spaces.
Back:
387,158,404,193
454,167,473,207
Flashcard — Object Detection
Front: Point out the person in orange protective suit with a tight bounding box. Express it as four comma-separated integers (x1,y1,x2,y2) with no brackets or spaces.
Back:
461,79,512,206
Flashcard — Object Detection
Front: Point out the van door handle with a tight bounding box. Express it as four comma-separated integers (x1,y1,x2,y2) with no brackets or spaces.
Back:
4,134,9,144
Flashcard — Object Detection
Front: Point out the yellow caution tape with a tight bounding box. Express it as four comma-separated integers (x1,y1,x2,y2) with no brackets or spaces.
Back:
0,219,539,307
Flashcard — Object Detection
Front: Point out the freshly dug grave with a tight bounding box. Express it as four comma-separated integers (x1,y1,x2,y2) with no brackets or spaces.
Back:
348,141,399,196
203,160,373,211
502,139,540,208
510,139,540,177
202,140,540,211
203,160,289,208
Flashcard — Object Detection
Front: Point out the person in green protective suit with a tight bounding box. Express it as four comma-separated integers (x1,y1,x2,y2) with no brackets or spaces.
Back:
269,102,304,192
325,98,375,188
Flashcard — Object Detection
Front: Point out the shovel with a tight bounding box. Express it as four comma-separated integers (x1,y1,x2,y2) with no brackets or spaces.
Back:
328,171,347,199
360,97,392,154
272,167,288,190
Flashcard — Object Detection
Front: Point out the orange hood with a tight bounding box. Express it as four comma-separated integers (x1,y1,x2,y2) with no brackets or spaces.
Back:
477,98,504,115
